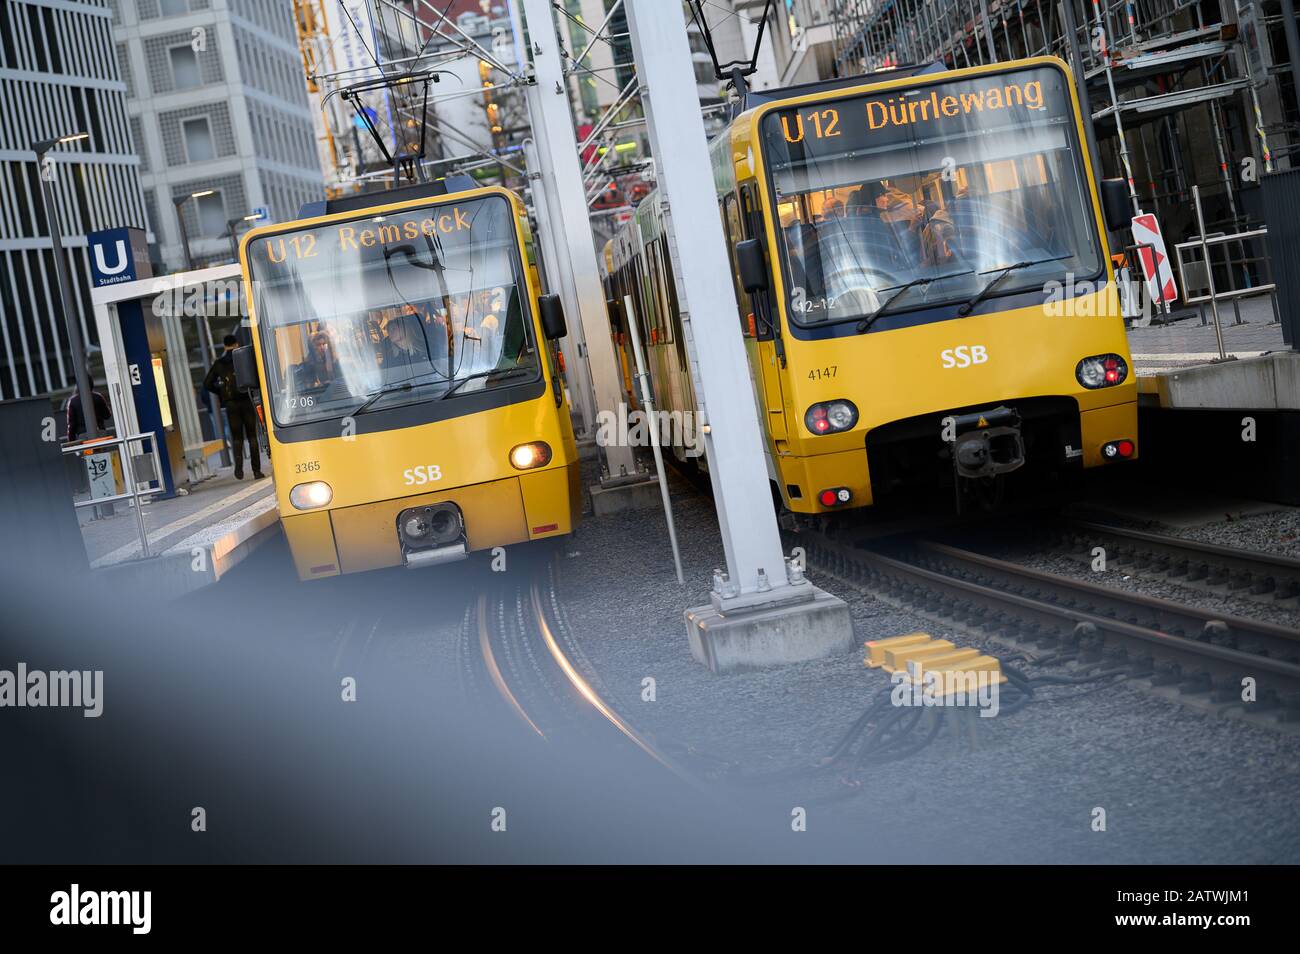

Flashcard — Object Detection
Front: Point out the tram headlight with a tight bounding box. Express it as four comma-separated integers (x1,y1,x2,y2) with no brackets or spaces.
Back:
289,480,332,510
1076,353,1128,389
804,400,858,435
510,441,552,470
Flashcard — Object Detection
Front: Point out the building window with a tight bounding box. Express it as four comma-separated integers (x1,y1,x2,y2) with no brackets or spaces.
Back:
181,116,215,162
196,190,225,237
160,0,190,15
169,45,201,89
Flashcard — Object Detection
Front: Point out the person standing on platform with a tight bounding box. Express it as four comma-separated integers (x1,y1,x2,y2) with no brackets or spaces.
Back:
63,369,112,441
203,334,263,480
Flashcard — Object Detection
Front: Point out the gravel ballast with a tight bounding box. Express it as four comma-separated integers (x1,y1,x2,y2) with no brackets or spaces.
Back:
556,467,1300,863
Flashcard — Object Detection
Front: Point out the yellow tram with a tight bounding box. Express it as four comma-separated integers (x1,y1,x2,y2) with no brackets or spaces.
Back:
237,180,580,579
606,57,1138,516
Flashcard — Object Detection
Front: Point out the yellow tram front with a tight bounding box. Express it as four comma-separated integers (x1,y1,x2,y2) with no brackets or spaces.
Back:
731,57,1139,513
239,185,579,580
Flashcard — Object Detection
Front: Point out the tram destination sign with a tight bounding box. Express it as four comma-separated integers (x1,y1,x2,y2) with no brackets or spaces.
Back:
246,193,515,285
761,64,1075,162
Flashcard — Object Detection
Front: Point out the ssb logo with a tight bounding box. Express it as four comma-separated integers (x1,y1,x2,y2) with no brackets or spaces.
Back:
940,344,989,369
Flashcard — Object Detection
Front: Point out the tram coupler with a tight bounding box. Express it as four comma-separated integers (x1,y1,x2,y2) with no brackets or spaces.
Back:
397,503,469,569
949,406,1025,480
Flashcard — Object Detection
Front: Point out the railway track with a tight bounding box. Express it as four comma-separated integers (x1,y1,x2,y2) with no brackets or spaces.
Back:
458,550,689,778
1049,519,1300,605
802,531,1300,726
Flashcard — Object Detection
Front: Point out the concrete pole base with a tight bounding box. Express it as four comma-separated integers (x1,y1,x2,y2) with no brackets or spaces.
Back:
589,476,662,515
685,586,854,673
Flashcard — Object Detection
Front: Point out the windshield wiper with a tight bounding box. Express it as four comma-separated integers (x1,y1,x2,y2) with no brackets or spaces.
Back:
349,380,417,417
856,269,974,333
441,366,533,399
956,255,1071,317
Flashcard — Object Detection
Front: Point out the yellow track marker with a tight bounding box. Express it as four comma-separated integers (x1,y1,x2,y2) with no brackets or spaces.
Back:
864,632,931,668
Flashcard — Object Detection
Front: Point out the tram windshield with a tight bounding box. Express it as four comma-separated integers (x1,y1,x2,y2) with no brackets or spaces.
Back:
246,194,539,427
759,65,1104,328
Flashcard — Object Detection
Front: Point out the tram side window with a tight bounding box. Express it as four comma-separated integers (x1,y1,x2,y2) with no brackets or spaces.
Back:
649,238,672,345
657,235,689,366
641,251,659,344
630,258,647,341
649,246,664,343
648,240,661,343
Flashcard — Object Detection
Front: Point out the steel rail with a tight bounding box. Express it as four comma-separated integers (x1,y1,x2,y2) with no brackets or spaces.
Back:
1058,519,1300,602
912,540,1300,663
803,533,1300,717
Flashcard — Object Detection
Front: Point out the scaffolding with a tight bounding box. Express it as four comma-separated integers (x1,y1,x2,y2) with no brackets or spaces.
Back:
827,0,1300,255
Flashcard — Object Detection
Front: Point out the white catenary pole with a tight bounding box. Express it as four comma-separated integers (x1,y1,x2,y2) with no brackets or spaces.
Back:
623,0,788,599
518,0,637,478
623,0,852,672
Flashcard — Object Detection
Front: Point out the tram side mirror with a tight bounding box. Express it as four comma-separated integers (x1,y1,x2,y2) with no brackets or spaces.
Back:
232,345,259,392
538,293,567,340
736,239,768,293
1100,179,1129,233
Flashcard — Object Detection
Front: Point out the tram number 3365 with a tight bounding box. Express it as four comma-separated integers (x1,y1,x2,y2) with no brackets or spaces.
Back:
404,465,443,485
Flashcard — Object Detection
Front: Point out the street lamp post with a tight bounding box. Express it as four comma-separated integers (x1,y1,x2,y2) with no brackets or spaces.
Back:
33,132,98,441
172,188,215,272
226,211,266,263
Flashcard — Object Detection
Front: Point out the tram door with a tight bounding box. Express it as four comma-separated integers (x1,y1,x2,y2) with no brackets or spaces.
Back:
738,182,787,441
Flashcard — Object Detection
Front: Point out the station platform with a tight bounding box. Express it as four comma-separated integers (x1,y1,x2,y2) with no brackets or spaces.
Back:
79,465,279,598
1127,294,1285,378
1127,292,1296,410
1126,293,1296,411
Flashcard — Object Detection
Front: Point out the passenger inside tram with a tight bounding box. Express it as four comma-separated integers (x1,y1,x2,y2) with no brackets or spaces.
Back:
293,331,340,391
380,311,433,383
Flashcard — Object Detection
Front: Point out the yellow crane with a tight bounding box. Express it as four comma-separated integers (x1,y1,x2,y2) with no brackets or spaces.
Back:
292,0,346,199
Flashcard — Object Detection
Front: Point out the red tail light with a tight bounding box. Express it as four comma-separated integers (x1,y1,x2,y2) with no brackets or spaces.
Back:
818,487,852,507
1102,439,1136,460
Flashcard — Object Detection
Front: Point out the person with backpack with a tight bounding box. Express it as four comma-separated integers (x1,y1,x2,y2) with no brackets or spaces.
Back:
203,334,263,480
63,368,112,442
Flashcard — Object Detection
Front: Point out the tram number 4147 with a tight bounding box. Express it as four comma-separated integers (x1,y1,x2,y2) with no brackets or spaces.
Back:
404,465,443,486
